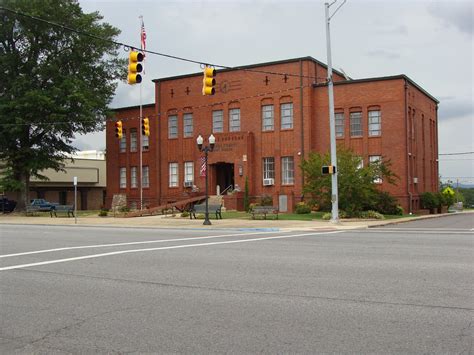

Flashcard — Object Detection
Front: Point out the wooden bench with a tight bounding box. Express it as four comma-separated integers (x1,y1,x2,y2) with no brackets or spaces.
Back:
190,203,223,220
251,206,279,220
25,205,42,216
50,205,75,218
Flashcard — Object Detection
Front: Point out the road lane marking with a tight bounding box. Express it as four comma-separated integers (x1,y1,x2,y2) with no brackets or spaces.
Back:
0,230,290,259
0,231,342,271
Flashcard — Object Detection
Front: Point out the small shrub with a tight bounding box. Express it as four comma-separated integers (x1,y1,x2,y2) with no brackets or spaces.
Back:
119,206,130,213
322,210,347,220
295,202,311,214
260,194,273,206
248,203,259,212
181,211,190,218
322,212,331,220
361,210,385,220
371,191,399,215
420,192,438,212
395,205,404,215
98,209,108,217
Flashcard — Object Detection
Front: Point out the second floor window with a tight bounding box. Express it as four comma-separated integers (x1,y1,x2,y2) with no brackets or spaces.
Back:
368,110,381,136
212,110,223,133
281,156,294,185
130,129,138,152
131,166,137,188
169,162,178,187
184,161,194,182
168,115,178,139
119,167,126,188
119,129,126,153
350,111,362,137
335,112,345,138
183,113,193,138
281,103,293,129
262,105,274,131
229,108,240,132
142,166,149,188
263,157,275,179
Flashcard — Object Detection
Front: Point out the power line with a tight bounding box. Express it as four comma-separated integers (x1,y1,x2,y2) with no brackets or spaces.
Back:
439,152,474,156
0,6,328,82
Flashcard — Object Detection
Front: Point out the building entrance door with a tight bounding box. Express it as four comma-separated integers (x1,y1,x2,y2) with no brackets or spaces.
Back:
214,163,234,195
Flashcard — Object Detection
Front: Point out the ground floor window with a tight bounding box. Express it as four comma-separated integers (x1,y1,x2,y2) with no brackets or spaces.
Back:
169,163,178,187
281,156,294,185
120,167,126,188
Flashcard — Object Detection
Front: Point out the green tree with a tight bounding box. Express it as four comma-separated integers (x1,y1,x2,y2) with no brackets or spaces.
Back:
243,176,250,212
0,0,126,209
301,147,398,217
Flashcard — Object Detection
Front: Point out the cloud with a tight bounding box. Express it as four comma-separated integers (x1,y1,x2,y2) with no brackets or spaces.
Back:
438,97,473,121
428,1,473,36
365,49,401,60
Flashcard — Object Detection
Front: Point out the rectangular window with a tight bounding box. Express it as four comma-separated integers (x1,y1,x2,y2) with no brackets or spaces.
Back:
335,112,345,138
350,111,362,137
368,110,381,136
130,129,138,152
229,108,240,132
369,155,382,183
212,110,223,133
169,162,178,187
183,113,193,138
131,166,137,188
119,129,127,153
119,167,126,188
142,166,149,188
184,161,194,183
263,157,275,179
281,156,294,185
168,115,178,139
142,134,149,151
281,103,293,129
262,105,274,131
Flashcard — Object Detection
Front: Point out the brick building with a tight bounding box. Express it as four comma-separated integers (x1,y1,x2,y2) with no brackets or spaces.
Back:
106,57,439,213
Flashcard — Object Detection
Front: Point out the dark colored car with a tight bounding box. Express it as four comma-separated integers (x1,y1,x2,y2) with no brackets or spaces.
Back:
29,199,58,211
0,197,17,213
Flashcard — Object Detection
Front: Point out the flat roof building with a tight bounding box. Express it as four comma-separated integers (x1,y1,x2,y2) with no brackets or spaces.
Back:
106,57,439,213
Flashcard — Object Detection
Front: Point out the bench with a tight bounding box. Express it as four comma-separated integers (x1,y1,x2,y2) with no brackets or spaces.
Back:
190,203,222,220
25,205,42,216
50,205,75,218
251,206,279,220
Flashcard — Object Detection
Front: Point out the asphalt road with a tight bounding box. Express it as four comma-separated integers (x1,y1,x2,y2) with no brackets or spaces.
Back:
1,214,473,354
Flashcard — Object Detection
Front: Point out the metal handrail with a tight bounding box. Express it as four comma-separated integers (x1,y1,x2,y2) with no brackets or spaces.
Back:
219,185,233,196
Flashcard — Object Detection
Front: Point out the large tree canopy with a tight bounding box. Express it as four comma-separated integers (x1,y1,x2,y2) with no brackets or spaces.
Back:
0,0,126,208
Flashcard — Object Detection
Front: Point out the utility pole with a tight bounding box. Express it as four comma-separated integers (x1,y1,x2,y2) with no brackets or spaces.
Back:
325,0,346,224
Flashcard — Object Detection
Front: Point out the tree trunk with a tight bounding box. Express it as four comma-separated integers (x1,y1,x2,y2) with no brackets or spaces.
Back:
15,173,30,211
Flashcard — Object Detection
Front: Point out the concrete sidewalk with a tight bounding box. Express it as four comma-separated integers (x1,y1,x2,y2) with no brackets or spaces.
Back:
0,212,465,231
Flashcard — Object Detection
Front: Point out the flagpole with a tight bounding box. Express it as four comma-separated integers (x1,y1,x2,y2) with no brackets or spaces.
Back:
139,15,143,210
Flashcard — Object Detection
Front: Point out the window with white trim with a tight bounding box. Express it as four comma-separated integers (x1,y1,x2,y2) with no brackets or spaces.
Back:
119,167,126,188
183,113,193,138
263,157,275,179
168,115,178,139
142,134,149,151
130,129,138,152
212,110,223,133
119,129,126,153
369,155,382,183
368,110,381,136
350,111,362,137
169,162,178,187
229,108,240,132
131,166,137,188
184,161,194,183
142,166,149,188
281,156,294,185
335,112,345,138
262,105,274,131
281,103,293,129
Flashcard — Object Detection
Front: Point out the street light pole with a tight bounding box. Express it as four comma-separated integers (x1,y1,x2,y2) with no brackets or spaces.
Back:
197,134,215,225
325,0,346,224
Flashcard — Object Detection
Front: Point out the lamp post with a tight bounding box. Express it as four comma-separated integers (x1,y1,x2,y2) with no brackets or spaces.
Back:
197,134,215,225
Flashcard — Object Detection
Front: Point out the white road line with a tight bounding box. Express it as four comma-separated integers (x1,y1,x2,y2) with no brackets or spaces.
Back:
363,229,473,235
0,231,285,259
0,231,341,271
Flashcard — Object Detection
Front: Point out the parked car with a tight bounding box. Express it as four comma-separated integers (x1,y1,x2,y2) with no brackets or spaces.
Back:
29,199,58,211
0,197,17,213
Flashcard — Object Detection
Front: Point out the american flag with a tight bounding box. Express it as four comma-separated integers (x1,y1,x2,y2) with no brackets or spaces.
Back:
140,16,146,58
199,156,207,177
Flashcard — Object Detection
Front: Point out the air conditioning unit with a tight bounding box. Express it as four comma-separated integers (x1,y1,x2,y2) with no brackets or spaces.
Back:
413,177,418,184
263,178,275,186
183,181,193,188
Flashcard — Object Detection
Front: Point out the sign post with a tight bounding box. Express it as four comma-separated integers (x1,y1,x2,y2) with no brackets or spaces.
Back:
73,176,77,224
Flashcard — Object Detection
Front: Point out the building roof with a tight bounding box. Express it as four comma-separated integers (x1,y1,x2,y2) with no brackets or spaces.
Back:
151,56,347,83
111,103,155,112
313,74,439,104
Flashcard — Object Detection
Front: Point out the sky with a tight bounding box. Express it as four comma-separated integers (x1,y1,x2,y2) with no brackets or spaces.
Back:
75,0,473,184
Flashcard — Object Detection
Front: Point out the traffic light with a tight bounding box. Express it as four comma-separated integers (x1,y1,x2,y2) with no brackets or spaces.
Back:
141,117,150,136
322,165,336,175
115,120,123,139
128,51,143,84
202,66,216,95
